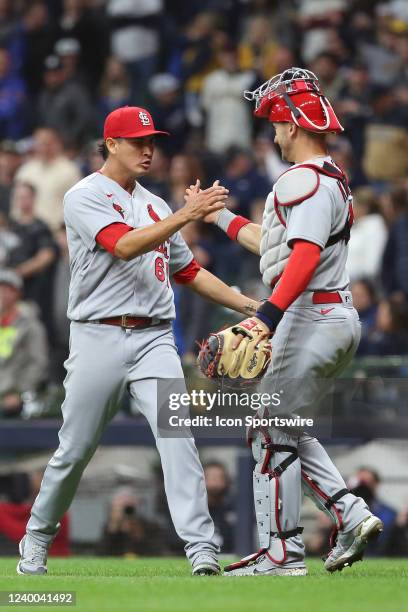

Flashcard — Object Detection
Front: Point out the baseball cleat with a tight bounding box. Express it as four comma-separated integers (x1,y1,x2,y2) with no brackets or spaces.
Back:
192,555,221,576
324,514,384,573
223,552,308,577
17,535,48,575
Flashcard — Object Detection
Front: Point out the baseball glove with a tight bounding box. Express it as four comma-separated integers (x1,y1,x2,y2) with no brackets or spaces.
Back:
198,317,272,384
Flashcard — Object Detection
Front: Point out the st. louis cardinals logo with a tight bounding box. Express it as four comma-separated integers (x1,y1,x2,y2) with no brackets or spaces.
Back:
112,203,125,219
139,111,151,126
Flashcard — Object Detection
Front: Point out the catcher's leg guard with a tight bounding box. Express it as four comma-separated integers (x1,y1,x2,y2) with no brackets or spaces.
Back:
225,428,303,573
299,435,370,548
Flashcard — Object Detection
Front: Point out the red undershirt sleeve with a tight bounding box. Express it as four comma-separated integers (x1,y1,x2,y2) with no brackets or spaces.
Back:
269,239,321,311
173,258,201,284
95,222,133,255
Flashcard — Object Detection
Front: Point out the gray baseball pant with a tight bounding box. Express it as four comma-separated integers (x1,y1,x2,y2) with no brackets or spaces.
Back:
26,322,219,563
254,292,370,565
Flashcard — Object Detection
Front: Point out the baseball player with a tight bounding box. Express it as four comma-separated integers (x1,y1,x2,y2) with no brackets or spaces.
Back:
200,69,383,576
17,106,260,577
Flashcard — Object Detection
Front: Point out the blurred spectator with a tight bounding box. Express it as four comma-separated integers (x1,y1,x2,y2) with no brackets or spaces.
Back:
0,210,19,265
51,223,70,383
381,187,408,297
348,467,396,555
220,147,270,218
0,140,22,215
54,37,86,86
148,73,187,156
0,470,69,556
174,220,213,356
309,52,345,101
15,127,81,231
362,86,408,184
304,512,333,557
347,187,388,281
201,44,254,155
19,1,56,96
204,461,235,553
253,135,289,185
0,269,48,418
351,279,378,356
358,297,408,356
98,56,131,128
337,62,372,175
297,0,348,63
385,503,408,556
0,47,27,139
167,153,205,211
36,54,93,147
99,487,166,556
56,0,109,90
168,11,220,125
237,15,280,82
106,0,163,105
7,182,57,331
360,18,402,87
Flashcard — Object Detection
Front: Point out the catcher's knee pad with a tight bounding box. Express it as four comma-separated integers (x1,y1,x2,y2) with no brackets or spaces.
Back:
250,427,303,564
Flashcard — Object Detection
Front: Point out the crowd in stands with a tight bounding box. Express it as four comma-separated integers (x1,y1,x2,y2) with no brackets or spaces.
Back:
1,460,408,558
0,0,408,415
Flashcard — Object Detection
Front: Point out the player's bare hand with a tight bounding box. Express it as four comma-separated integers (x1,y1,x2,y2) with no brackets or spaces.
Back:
185,180,227,224
181,179,228,221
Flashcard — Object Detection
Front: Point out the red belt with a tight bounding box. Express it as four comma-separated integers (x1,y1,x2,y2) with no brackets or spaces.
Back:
312,291,343,305
97,315,167,329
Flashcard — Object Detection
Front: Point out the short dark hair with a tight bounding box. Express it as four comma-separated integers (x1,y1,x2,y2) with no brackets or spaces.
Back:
97,141,109,160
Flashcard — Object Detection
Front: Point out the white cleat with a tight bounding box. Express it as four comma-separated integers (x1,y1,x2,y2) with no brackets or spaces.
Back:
17,535,48,576
324,514,384,573
192,555,221,576
223,551,308,577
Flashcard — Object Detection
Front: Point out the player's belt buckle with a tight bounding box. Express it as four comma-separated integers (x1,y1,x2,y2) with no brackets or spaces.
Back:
121,314,143,329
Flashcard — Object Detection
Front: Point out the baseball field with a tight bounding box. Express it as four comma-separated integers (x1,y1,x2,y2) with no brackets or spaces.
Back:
0,557,406,612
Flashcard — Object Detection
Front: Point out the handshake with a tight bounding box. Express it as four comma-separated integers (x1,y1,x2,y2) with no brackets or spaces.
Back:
180,179,228,224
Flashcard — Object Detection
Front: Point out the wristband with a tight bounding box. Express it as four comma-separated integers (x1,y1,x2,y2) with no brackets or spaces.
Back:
216,209,251,241
255,300,284,332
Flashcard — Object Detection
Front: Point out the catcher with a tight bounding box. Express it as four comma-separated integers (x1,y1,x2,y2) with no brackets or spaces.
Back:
198,68,383,576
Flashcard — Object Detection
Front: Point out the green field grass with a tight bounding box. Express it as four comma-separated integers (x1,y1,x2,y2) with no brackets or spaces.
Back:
0,557,406,612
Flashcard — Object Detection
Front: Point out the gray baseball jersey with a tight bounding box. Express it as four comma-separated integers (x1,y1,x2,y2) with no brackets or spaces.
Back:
64,172,193,321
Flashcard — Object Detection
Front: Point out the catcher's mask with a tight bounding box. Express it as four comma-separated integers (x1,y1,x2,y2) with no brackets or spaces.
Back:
244,67,343,134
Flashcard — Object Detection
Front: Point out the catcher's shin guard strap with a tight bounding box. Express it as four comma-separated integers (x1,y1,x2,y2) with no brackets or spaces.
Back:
324,488,349,510
270,527,304,539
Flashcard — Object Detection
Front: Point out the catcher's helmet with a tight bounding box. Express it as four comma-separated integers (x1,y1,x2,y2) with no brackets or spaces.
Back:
244,67,343,134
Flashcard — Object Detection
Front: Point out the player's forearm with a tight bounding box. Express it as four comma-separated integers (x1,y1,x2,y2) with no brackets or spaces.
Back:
214,209,261,255
114,210,189,260
187,267,258,316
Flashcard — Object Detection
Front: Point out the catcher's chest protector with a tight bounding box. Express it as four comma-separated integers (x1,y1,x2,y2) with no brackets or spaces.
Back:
260,192,290,289
260,159,353,291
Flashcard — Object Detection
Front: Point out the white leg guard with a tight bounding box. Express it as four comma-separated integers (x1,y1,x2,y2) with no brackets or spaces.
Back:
252,428,303,564
224,427,305,574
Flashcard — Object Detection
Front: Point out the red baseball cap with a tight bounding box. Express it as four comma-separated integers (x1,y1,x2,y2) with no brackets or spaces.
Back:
103,106,169,140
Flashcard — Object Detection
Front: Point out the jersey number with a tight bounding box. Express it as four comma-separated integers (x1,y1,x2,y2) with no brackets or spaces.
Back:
155,256,169,285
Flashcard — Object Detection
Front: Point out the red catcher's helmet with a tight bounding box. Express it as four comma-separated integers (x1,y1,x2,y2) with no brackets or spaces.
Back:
244,67,343,134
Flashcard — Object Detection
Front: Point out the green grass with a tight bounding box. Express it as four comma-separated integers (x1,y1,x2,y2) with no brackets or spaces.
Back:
0,557,406,612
